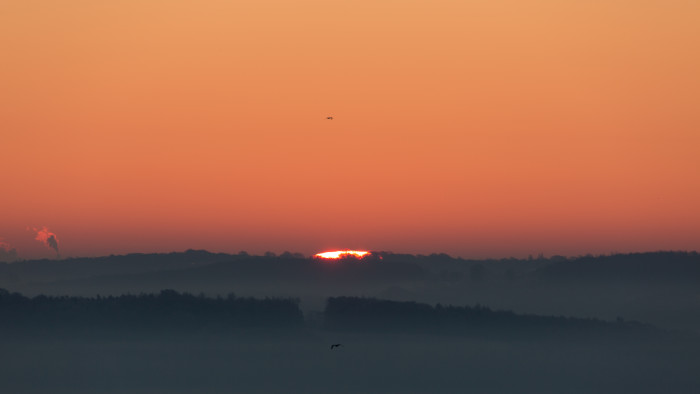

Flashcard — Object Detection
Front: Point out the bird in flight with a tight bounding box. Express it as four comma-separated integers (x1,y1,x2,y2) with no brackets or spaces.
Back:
326,116,334,120
330,343,343,350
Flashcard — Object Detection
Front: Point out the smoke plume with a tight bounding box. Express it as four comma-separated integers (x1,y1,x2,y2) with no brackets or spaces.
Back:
33,226,59,255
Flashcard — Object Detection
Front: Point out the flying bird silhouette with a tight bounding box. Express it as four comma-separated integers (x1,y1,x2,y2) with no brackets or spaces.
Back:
330,343,343,349
326,116,334,120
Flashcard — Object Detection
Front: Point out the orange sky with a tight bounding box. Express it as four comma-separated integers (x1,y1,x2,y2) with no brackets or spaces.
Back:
2,0,699,259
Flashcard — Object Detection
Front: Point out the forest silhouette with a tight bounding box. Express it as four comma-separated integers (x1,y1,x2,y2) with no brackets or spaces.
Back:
0,289,303,337
0,289,667,342
2,251,700,394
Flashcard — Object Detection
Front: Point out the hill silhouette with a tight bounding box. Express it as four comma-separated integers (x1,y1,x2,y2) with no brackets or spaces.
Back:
536,251,700,282
3,250,700,333
0,288,671,342
0,288,303,338
4,250,699,287
323,296,663,341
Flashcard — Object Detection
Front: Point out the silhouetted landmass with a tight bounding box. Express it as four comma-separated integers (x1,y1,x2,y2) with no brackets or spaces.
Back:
0,288,672,342
3,250,700,334
177,254,425,283
0,250,425,290
0,249,235,285
372,251,700,283
4,250,699,289
537,251,700,282
324,296,663,341
0,288,303,338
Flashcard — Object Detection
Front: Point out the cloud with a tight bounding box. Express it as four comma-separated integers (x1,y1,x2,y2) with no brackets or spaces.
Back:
33,226,59,255
0,238,18,262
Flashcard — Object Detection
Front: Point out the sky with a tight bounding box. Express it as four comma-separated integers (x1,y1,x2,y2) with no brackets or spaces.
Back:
1,0,699,260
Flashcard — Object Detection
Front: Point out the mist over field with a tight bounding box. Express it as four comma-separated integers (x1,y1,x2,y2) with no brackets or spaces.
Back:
2,251,700,393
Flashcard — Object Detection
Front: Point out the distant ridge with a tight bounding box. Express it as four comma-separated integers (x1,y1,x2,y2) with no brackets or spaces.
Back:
0,249,235,284
4,250,700,291
537,251,700,282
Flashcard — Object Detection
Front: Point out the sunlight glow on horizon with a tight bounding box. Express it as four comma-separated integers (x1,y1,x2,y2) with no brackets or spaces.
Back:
314,250,370,259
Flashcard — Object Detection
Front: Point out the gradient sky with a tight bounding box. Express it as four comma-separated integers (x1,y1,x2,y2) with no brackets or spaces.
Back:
2,0,699,260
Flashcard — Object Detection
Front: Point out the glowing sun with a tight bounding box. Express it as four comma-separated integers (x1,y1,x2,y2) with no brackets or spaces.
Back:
314,250,370,259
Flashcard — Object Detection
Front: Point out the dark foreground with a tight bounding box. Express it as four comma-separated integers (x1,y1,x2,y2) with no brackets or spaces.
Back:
2,333,700,394
2,289,699,393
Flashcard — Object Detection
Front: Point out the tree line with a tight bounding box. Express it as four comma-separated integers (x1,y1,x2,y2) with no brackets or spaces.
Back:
0,289,667,341
324,296,662,341
0,289,303,337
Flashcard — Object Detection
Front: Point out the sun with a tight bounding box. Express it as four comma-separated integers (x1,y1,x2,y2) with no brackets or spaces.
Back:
314,250,370,259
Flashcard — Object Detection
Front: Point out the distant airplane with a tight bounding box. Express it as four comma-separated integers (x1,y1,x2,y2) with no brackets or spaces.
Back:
326,116,334,120
330,343,343,349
